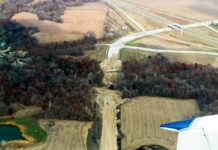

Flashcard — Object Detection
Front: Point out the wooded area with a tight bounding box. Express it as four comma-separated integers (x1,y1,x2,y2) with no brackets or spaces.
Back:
0,54,103,120
114,55,218,115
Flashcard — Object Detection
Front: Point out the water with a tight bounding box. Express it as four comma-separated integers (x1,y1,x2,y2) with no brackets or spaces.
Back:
0,125,25,141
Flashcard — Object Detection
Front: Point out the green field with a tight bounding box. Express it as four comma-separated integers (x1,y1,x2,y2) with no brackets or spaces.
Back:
211,24,218,30
0,116,47,143
119,48,157,60
86,45,108,61
119,48,218,67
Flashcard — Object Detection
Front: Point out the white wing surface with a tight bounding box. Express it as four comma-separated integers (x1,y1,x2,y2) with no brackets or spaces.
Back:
161,115,218,150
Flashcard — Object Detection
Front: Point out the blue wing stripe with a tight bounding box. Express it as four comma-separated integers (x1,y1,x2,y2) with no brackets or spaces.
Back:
160,118,195,130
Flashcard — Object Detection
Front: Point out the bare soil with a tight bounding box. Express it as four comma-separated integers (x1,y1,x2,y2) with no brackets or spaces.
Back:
120,96,199,150
11,2,107,43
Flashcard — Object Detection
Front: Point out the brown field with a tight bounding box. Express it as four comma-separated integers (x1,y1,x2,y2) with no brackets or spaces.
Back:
133,35,215,52
120,8,166,30
61,3,107,38
159,30,218,49
11,2,106,43
192,27,218,39
120,96,199,150
152,11,192,25
123,0,218,21
33,33,83,43
166,54,218,68
17,120,92,150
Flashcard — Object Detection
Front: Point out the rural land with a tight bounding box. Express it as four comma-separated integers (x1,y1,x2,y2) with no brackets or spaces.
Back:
0,0,217,150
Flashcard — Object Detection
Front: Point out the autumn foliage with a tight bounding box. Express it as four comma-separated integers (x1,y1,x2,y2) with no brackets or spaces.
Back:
114,55,218,114
0,54,103,120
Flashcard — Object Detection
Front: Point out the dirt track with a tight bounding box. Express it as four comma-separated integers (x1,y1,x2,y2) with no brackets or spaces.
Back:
95,88,122,150
120,96,199,150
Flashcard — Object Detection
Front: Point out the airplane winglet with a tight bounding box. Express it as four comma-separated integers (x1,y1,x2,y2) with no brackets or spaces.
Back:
160,118,195,132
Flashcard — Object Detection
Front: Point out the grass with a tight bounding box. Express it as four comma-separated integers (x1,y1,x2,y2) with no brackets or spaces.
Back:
119,48,157,60
211,24,218,30
0,116,47,143
126,35,152,46
132,43,167,50
86,45,108,61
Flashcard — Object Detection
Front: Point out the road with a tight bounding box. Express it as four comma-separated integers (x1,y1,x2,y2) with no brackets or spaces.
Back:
106,0,145,31
109,0,218,44
104,0,218,59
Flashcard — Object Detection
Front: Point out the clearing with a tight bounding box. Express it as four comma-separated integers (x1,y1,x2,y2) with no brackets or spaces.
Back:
95,88,122,150
120,96,199,150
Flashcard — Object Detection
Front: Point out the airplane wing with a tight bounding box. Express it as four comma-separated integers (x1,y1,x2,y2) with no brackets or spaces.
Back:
160,115,218,150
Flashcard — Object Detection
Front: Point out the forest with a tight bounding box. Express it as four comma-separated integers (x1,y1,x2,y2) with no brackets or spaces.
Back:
0,54,103,120
0,20,104,121
113,55,218,115
0,20,100,57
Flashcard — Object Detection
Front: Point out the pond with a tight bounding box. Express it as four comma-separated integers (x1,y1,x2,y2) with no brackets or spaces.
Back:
0,125,25,141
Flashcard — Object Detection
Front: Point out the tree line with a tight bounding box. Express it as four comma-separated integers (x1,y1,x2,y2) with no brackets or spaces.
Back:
113,55,218,115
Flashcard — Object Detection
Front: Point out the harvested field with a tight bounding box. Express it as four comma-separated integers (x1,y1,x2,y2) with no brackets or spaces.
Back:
33,33,83,43
61,2,107,38
120,96,199,150
123,0,218,21
11,2,107,43
20,120,92,150
165,54,218,68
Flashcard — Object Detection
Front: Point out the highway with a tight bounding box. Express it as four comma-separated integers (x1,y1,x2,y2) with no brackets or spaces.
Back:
104,0,218,59
110,0,218,44
205,25,218,34
106,0,145,31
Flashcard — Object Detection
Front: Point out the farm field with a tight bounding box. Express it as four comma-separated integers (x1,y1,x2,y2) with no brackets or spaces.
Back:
120,49,218,68
11,2,107,43
123,0,218,21
61,2,107,38
19,120,92,150
120,96,199,150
